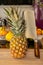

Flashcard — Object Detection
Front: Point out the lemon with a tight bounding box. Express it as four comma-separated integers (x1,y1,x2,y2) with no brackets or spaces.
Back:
5,31,14,41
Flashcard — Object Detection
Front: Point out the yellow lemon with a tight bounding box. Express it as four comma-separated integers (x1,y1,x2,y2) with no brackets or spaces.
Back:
5,31,14,41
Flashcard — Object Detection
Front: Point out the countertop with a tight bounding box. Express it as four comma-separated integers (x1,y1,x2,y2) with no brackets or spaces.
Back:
0,49,43,65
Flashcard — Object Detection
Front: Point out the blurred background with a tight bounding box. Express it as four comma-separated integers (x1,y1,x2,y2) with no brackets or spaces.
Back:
0,0,43,49
0,0,32,5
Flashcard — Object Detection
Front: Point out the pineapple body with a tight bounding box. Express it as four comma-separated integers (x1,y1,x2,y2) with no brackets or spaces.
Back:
4,7,28,58
10,36,27,58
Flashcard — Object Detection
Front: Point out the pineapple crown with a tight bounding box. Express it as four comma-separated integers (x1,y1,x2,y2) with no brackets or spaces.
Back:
4,7,26,36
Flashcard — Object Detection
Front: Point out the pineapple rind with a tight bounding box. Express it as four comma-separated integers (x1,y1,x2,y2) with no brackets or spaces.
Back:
10,36,27,58
4,7,27,58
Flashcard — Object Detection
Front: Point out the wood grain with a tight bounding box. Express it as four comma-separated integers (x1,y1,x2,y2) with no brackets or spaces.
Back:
0,49,43,65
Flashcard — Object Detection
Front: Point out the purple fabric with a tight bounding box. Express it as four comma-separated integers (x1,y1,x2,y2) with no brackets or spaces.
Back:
34,0,43,29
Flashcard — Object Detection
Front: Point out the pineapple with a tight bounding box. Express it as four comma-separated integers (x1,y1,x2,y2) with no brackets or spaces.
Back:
4,7,27,58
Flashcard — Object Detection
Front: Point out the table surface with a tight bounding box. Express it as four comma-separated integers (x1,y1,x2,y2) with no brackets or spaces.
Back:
0,49,43,65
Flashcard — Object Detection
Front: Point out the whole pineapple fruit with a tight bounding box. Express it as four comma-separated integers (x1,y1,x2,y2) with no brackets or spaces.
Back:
4,7,27,58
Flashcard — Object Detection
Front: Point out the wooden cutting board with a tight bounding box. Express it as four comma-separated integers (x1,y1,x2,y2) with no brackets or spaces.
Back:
0,49,43,65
